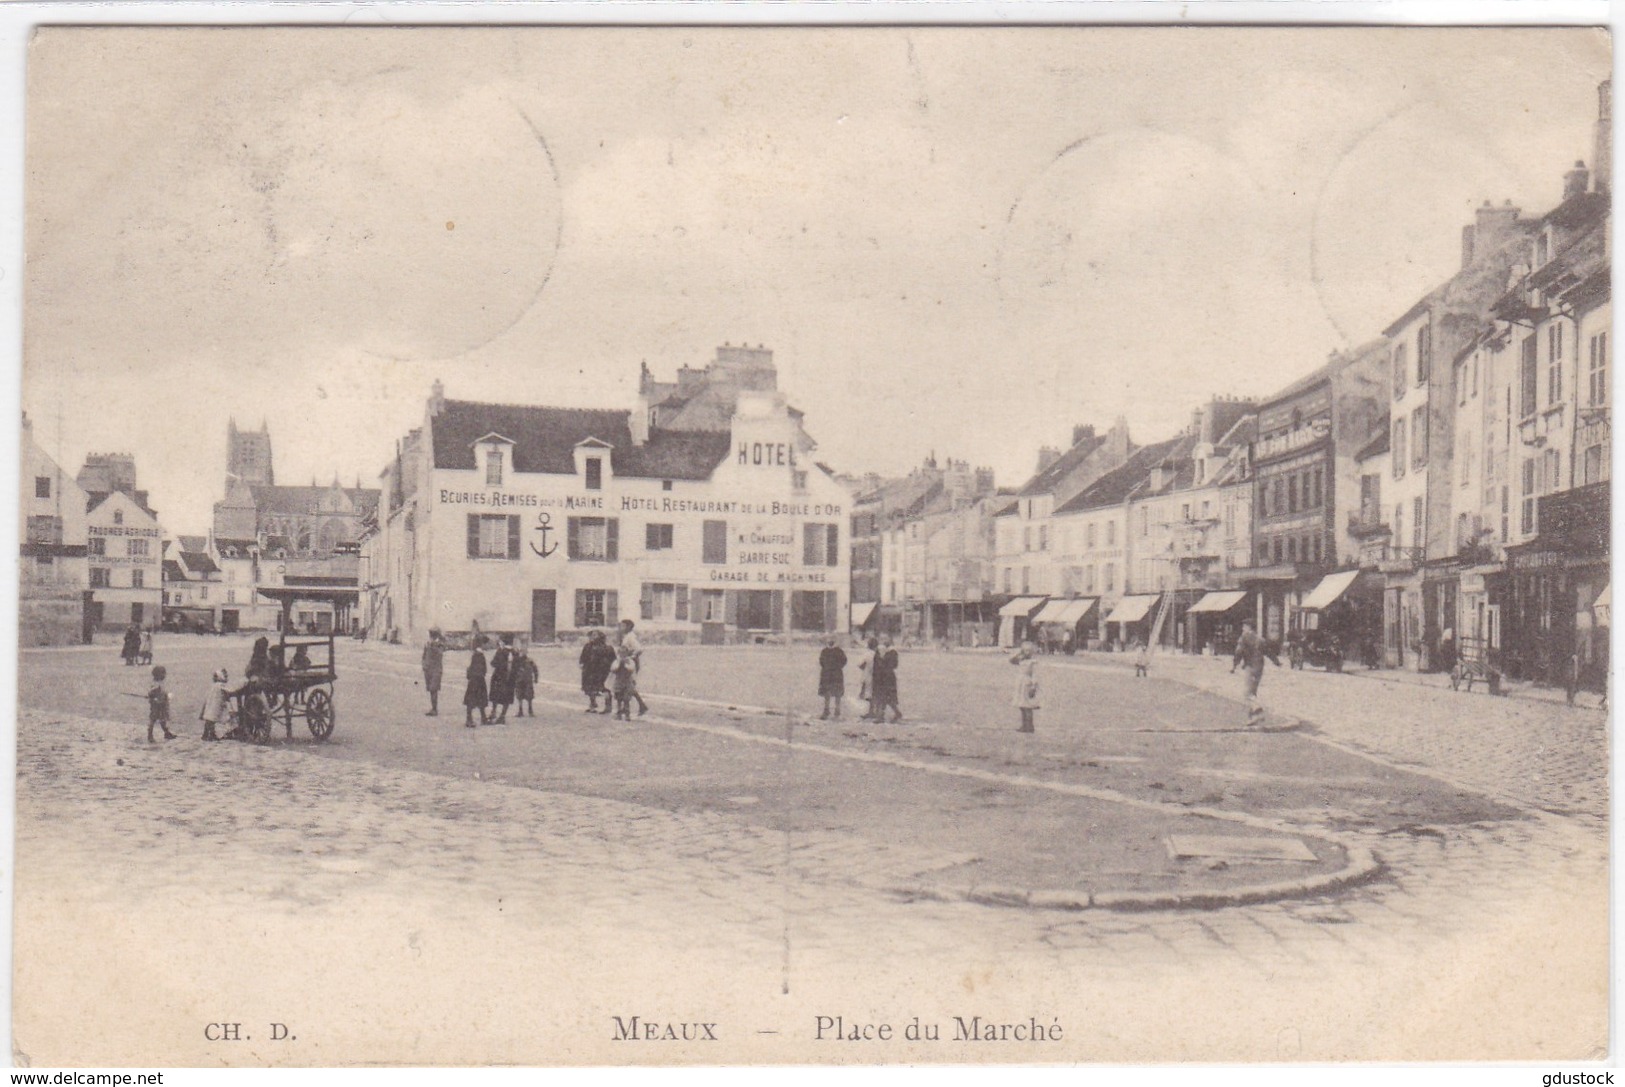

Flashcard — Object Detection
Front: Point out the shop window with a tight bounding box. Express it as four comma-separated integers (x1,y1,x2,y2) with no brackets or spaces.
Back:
574,589,617,629
467,514,521,560
645,523,674,550
698,589,725,623
640,583,678,621
702,520,727,564
567,516,618,562
791,590,834,632
34,476,50,499
738,590,776,630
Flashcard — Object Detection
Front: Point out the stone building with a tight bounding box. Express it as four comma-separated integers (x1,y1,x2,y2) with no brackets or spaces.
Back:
20,414,91,645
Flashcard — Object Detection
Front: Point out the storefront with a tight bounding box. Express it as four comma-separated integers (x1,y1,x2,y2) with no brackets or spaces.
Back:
1185,590,1250,656
1105,593,1160,647
1494,482,1609,689
1298,568,1382,667
1029,596,1098,652
365,383,851,646
997,595,1048,647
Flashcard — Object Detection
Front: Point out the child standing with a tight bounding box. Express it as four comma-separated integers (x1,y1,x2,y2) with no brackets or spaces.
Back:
512,645,538,718
1134,640,1149,678
200,669,228,741
1010,641,1040,733
817,636,847,720
611,644,638,720
147,665,176,742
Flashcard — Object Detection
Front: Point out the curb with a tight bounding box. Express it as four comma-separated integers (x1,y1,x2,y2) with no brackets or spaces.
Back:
895,844,1385,914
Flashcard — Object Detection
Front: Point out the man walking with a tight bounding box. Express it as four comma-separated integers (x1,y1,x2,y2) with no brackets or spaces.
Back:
421,628,446,716
616,619,649,717
1231,620,1280,725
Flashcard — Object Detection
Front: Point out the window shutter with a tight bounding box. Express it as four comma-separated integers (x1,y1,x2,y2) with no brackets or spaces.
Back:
770,590,785,632
573,590,586,629
724,589,739,626
640,583,653,621
507,515,520,559
824,590,837,631
676,586,690,622
646,523,658,550
826,523,839,568
467,515,480,558
606,519,619,561
803,524,819,566
605,590,619,628
567,517,580,560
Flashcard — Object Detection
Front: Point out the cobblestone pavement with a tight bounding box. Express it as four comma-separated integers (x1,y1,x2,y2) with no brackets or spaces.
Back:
12,638,1609,1065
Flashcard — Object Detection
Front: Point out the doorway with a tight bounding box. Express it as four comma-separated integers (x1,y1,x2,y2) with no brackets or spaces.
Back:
531,589,557,642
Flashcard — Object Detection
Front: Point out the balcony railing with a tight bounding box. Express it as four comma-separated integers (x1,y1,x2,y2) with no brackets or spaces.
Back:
1347,511,1392,539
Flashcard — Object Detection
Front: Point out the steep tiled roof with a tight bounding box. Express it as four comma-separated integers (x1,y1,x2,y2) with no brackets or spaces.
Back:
162,559,188,583
180,550,220,576
248,485,381,517
429,400,733,481
1055,437,1185,514
1017,432,1108,497
177,534,208,553
1355,424,1391,462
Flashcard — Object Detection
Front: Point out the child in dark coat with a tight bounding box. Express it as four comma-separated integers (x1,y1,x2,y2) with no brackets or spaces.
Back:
147,665,176,742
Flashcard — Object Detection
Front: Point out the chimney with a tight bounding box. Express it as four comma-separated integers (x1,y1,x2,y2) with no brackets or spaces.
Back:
1470,200,1522,264
1460,223,1476,269
428,379,445,417
1035,446,1061,473
1564,160,1590,201
1595,80,1612,195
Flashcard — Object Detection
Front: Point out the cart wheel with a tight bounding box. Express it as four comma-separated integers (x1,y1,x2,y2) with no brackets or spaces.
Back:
242,693,272,745
306,688,334,741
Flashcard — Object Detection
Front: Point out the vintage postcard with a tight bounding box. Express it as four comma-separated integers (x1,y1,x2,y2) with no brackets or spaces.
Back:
12,24,1612,1067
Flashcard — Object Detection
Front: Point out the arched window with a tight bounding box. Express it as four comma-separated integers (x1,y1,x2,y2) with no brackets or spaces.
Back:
297,524,312,552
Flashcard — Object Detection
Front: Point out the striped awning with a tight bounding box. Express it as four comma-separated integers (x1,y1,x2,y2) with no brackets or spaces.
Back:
1056,597,1099,624
850,601,877,628
1031,599,1073,624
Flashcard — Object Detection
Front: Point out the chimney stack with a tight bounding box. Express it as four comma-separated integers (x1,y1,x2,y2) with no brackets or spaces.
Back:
429,379,445,416
1564,160,1591,201
1036,446,1061,474
1071,423,1096,447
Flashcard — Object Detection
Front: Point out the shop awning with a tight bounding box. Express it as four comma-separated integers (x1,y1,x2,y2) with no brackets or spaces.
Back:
1300,570,1362,611
1056,597,1099,624
1593,583,1610,627
1031,599,1073,624
850,601,877,628
1186,590,1250,615
997,596,1048,618
1106,594,1160,624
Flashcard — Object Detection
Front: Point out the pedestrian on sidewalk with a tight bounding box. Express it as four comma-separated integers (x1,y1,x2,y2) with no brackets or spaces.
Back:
1231,620,1280,725
513,643,538,717
488,637,514,723
146,665,176,742
1010,641,1040,733
817,636,847,720
421,628,446,716
121,623,140,667
1134,639,1150,678
199,669,228,741
579,630,615,713
616,620,650,717
463,636,489,728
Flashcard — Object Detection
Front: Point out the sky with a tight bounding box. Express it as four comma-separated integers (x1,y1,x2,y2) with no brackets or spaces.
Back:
21,26,1611,534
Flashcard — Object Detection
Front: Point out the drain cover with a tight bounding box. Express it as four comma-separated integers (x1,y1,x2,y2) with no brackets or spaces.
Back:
1165,834,1317,863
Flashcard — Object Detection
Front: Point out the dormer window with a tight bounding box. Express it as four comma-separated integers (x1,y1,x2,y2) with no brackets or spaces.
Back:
585,457,602,490
472,434,515,489
486,450,504,487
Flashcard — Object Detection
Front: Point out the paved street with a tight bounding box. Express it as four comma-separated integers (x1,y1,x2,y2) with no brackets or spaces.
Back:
12,635,1609,1065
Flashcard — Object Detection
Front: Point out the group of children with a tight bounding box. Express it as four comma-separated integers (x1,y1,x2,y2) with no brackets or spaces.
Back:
140,664,236,743
577,621,648,720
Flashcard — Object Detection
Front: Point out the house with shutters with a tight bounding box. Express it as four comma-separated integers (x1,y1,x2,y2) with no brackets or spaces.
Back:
362,347,851,646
